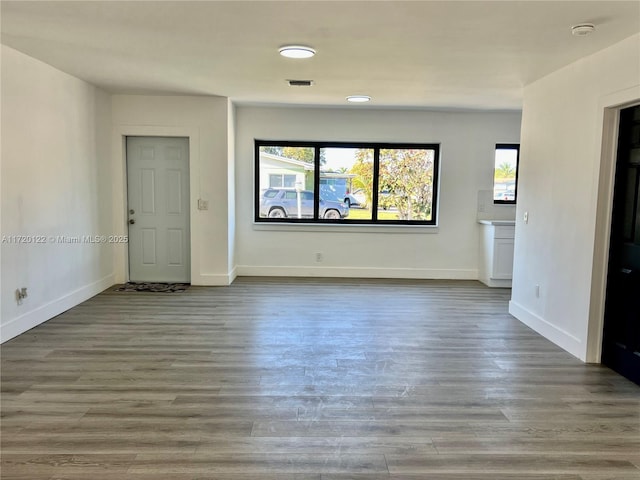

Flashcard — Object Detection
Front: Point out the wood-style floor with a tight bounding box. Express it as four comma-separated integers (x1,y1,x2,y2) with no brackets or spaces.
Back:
1,277,639,479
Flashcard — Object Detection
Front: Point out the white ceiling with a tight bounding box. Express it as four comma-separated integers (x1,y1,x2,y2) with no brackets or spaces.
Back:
2,1,639,110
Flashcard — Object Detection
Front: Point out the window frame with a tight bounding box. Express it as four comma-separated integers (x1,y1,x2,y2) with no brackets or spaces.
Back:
255,140,440,225
493,143,520,205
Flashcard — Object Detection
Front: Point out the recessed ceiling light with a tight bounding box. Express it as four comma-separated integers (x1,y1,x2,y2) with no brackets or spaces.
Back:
346,95,371,103
279,45,316,59
571,24,595,36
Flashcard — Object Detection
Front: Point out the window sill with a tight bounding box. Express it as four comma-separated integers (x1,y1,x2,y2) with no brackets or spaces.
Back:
252,222,439,234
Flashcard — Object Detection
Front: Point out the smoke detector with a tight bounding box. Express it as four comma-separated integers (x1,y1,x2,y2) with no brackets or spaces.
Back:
571,24,595,36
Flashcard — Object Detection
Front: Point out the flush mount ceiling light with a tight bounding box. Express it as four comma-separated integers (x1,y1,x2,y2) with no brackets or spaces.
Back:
346,95,371,103
571,23,595,36
278,45,316,59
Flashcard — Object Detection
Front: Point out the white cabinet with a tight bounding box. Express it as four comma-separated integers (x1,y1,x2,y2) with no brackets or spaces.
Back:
478,221,515,287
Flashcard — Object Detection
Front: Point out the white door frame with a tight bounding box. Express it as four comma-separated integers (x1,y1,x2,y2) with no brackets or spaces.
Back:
112,126,200,284
587,85,640,363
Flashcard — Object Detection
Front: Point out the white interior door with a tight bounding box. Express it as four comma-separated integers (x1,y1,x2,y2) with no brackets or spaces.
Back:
126,137,190,283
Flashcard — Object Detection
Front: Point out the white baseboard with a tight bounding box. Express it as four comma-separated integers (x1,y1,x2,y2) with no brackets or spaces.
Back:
235,265,478,280
191,272,235,286
509,300,585,361
228,267,238,284
479,278,512,288
1,274,115,344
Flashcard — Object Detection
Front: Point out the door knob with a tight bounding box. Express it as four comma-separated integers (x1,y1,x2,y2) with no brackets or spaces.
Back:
129,219,135,225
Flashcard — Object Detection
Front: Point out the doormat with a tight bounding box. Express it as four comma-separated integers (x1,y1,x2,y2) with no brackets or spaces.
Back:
114,282,189,293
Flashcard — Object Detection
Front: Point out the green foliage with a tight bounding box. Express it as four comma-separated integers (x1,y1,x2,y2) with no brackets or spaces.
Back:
495,162,516,179
350,148,434,220
379,149,434,221
346,208,397,221
261,146,283,156
261,146,325,165
350,149,374,206
283,146,314,163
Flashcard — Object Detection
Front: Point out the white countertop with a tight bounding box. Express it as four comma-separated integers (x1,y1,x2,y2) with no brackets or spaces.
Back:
478,220,516,226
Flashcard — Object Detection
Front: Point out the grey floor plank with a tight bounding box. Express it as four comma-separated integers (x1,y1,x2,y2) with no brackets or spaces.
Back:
385,453,639,475
1,278,638,478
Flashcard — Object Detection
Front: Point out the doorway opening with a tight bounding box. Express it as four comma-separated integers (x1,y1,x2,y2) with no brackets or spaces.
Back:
601,105,640,385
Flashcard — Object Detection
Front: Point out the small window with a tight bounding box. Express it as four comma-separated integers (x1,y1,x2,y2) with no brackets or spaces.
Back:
269,173,297,188
493,144,519,204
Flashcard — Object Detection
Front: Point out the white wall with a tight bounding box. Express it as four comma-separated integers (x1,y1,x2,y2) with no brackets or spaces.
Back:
235,106,521,278
227,101,237,281
1,46,114,342
111,95,235,285
510,34,640,362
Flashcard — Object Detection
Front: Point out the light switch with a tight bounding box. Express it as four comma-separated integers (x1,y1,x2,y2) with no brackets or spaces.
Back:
198,199,209,211
524,211,529,224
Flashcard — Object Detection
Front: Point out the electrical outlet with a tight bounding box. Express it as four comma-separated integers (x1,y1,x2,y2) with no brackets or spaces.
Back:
197,199,209,211
315,252,323,262
16,287,28,305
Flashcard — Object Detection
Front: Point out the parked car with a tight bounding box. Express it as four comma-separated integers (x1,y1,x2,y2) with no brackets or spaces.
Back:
343,189,394,209
344,189,367,208
260,188,349,219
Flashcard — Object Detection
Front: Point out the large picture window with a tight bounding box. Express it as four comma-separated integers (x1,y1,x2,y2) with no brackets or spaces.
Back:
255,141,440,225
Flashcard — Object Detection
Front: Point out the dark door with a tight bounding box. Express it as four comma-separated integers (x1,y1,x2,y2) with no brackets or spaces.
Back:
602,105,640,385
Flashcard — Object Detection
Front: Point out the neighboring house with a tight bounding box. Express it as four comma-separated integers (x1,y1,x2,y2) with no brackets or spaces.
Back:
259,152,356,201
259,153,312,191
319,172,357,202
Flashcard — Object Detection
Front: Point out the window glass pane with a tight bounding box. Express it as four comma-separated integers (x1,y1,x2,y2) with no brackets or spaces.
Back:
283,174,296,188
258,146,315,219
378,148,435,221
493,146,518,202
321,147,374,221
269,174,282,188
